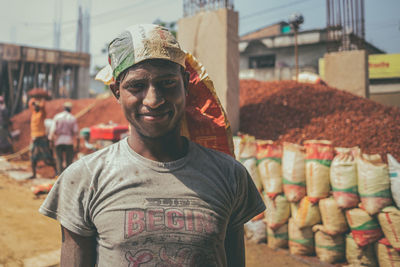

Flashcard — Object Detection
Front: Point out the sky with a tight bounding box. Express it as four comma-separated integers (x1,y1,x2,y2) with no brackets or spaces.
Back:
0,0,399,73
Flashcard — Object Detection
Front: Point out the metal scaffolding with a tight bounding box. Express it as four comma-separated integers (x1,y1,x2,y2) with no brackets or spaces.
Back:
326,0,365,52
183,0,234,17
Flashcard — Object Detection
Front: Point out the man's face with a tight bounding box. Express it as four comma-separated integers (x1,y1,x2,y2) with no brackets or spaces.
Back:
115,59,187,139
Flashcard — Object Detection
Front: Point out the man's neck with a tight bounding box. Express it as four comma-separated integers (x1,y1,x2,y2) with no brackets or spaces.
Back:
127,128,188,162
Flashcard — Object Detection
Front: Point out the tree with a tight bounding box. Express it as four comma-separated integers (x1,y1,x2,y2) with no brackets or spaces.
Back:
153,19,177,37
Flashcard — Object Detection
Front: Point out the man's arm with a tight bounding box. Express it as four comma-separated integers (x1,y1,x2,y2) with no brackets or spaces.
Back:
225,225,245,267
61,226,97,267
37,98,45,108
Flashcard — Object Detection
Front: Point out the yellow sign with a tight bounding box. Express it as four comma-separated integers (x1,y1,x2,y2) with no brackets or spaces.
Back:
369,54,400,79
319,54,400,79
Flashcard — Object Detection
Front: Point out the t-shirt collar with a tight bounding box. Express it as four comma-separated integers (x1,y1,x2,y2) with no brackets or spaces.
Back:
122,137,195,172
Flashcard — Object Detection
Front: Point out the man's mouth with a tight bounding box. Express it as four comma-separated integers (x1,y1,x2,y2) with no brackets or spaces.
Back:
139,111,171,122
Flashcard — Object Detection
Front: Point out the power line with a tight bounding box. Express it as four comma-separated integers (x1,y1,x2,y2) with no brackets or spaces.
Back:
240,0,315,20
29,0,169,44
15,0,173,28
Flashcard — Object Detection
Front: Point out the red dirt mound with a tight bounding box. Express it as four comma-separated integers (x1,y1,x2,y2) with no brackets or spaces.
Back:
239,80,400,162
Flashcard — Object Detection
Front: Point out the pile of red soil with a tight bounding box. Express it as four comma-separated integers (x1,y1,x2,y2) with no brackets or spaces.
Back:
239,80,400,162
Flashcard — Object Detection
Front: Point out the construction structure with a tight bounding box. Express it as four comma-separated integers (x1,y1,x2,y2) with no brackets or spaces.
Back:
0,43,90,116
183,0,234,17
179,0,239,133
326,0,365,52
323,0,369,98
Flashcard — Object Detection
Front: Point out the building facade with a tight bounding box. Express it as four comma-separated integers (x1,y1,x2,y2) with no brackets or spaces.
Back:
239,22,383,81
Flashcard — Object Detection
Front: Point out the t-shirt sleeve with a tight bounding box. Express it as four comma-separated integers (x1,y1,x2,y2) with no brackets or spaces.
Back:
228,163,266,230
39,159,96,236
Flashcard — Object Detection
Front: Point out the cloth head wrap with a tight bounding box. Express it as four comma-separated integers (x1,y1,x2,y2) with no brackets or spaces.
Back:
96,24,186,85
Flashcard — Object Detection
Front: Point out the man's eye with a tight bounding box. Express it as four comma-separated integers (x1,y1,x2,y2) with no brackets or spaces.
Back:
126,82,146,91
160,80,177,87
133,83,145,89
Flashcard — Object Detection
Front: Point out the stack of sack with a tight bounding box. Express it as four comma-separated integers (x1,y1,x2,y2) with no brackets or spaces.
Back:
238,134,266,243
236,134,400,266
236,134,262,191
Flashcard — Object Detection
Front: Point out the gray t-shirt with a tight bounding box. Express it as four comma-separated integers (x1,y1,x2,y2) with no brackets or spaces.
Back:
39,137,265,267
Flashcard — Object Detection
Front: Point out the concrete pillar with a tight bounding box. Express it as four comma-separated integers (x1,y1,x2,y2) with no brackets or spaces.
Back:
178,8,240,134
324,50,369,98
76,66,90,99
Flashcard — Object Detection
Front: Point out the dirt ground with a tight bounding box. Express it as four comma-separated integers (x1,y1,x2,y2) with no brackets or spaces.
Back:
0,169,331,267
0,172,60,266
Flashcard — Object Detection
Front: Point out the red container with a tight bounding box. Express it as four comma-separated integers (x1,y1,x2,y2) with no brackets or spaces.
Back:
90,124,129,141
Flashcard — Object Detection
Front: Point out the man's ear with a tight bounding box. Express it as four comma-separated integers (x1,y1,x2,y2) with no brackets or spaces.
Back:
109,82,120,100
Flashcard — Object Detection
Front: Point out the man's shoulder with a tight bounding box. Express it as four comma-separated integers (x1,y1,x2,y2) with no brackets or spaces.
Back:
60,141,126,184
191,141,241,168
66,111,77,120
54,111,71,119
52,111,64,119
77,140,127,168
81,140,122,159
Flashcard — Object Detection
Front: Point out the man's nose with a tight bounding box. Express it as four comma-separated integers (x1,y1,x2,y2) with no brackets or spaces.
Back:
142,84,165,109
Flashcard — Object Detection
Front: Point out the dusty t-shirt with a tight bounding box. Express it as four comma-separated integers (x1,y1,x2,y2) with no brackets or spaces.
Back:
39,138,265,267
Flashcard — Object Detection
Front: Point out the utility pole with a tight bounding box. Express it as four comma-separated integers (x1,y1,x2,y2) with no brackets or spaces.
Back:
83,0,91,53
76,0,91,53
76,5,83,52
294,29,299,81
289,13,304,82
53,0,62,49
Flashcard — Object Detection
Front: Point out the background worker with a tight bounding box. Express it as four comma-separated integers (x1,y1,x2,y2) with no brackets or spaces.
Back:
0,96,13,154
40,24,265,267
76,127,98,158
49,101,79,175
28,95,56,178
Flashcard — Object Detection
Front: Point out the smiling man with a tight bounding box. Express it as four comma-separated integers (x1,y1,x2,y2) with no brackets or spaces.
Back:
39,24,265,267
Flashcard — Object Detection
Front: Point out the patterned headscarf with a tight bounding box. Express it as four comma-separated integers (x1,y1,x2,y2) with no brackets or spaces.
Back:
96,24,186,84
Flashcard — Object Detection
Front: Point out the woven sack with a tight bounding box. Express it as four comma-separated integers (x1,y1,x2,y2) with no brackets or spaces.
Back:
378,206,400,251
388,154,400,209
267,223,289,249
346,208,383,247
313,224,345,263
345,233,378,267
375,238,400,267
257,140,283,199
304,140,333,203
282,142,306,202
288,218,314,256
293,196,321,228
330,147,360,209
319,197,348,235
357,154,392,215
264,193,290,230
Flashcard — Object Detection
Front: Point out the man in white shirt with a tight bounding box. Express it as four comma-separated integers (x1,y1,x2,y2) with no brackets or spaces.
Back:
49,101,79,175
